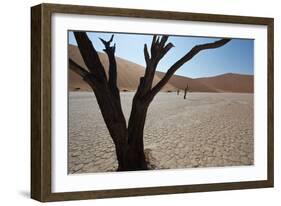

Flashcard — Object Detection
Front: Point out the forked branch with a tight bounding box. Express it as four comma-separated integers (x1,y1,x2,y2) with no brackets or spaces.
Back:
99,35,119,97
137,35,174,97
147,38,231,100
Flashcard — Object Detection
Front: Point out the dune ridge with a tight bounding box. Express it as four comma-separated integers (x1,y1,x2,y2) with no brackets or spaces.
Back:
155,72,253,93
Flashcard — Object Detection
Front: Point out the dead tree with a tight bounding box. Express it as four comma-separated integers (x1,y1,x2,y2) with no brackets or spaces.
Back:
70,32,230,171
177,89,180,95
184,82,189,99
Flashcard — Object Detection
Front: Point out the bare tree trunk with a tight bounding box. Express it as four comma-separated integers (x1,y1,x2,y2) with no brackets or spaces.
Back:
70,32,230,171
184,83,189,99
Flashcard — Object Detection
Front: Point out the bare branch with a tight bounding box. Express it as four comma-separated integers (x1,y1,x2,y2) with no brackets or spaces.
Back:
99,35,119,98
69,58,98,90
155,36,160,45
136,35,175,97
150,35,158,55
164,42,174,54
159,35,169,48
147,38,231,100
99,34,115,53
69,58,90,78
152,35,157,45
73,32,107,83
144,44,150,65
109,34,114,43
159,42,174,60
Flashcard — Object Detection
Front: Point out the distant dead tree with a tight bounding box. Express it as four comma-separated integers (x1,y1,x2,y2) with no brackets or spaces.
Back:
69,32,230,171
177,89,180,95
184,82,189,99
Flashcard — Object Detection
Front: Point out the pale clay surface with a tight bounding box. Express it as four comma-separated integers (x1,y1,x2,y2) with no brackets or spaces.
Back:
68,92,253,174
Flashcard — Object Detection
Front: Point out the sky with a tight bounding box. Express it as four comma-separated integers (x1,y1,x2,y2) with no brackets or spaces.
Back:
68,31,254,78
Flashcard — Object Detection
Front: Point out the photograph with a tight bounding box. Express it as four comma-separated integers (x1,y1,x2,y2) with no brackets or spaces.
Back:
67,31,254,174
30,3,273,201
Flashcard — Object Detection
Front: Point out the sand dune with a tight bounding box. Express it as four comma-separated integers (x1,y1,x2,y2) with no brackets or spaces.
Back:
196,73,253,93
69,45,253,93
155,72,209,92
68,45,176,92
155,72,253,93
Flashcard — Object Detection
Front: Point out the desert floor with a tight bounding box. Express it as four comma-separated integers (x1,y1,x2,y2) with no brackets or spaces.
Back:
68,92,253,174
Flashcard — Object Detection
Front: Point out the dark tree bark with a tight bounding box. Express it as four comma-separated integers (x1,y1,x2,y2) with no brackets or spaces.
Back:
184,83,189,99
70,32,230,171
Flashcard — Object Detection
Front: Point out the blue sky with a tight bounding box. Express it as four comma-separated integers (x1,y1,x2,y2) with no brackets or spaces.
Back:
68,31,254,78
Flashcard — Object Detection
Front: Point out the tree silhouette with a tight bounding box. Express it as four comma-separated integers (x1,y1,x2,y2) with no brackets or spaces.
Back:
184,82,189,99
69,32,230,171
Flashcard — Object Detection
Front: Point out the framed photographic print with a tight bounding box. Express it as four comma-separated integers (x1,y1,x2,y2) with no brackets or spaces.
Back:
31,3,274,202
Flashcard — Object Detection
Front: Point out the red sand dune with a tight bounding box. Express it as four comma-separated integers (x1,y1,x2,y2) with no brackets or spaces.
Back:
155,72,253,93
68,45,176,92
69,45,253,93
